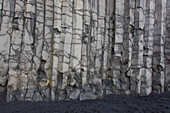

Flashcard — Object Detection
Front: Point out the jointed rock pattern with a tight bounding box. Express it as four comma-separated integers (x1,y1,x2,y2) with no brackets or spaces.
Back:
0,0,170,101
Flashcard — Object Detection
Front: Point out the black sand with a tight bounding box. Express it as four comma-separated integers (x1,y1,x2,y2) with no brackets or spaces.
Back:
0,92,170,113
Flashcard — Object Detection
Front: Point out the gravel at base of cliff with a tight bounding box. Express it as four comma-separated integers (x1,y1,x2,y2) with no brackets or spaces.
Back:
0,92,170,113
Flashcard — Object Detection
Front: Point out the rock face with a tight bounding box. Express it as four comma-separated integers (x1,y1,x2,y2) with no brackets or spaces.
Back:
0,0,170,101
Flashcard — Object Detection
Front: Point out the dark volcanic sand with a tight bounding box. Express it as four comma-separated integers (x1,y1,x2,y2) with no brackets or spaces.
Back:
0,92,170,113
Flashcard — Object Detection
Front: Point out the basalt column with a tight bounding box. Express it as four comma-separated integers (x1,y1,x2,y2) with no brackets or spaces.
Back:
0,0,169,102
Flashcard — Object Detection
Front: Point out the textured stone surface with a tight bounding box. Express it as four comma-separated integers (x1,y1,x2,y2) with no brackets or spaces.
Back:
0,0,170,102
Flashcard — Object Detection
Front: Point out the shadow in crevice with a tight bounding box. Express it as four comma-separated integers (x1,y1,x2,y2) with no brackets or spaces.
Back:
0,86,7,105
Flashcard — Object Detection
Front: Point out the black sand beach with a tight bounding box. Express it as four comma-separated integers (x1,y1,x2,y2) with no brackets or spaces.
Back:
0,92,170,113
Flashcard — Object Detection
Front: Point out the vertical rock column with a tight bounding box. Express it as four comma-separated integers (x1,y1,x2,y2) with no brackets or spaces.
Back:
112,0,124,93
34,0,45,75
0,0,5,100
23,0,36,100
93,0,104,97
102,0,113,95
130,0,145,94
57,0,65,100
90,0,103,91
165,0,170,92
0,0,15,90
81,0,90,89
20,0,35,72
88,0,95,79
41,0,54,100
57,0,73,100
18,0,37,101
61,0,73,100
88,0,103,91
102,0,110,79
95,0,105,83
89,0,98,85
66,0,82,95
141,0,155,95
70,0,83,72
120,0,131,93
9,0,24,76
33,0,45,101
105,0,115,95
7,0,25,101
51,0,62,101
69,0,83,99
126,0,135,94
152,0,167,93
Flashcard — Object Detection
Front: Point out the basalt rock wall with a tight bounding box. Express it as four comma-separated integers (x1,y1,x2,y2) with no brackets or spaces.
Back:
0,0,169,102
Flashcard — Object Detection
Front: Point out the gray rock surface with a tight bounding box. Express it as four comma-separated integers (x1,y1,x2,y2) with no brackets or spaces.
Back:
0,0,170,101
